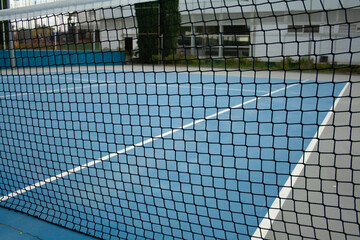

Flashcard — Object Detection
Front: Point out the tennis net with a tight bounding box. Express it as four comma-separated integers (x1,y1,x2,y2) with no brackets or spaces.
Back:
0,0,359,239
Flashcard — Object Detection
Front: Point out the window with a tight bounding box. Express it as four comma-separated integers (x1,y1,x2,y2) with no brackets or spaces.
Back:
222,25,250,57
178,35,191,46
223,47,249,57
223,35,249,46
288,25,303,33
194,26,219,34
223,25,250,35
303,25,319,33
194,35,219,46
206,26,219,34
319,56,328,63
179,25,250,57
180,26,191,36
179,26,192,46
206,35,219,46
288,25,320,33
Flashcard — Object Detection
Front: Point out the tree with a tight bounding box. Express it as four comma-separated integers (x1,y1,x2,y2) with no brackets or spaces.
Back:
135,1,160,63
159,0,180,58
135,0,180,63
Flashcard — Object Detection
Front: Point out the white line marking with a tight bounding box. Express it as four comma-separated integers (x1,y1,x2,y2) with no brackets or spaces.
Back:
147,83,269,93
251,82,350,240
0,81,116,99
0,81,303,202
0,74,268,99
0,75,99,99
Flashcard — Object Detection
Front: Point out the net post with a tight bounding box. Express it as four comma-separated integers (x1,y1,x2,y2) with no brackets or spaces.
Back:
307,0,313,69
158,5,161,63
250,1,256,59
1,0,5,50
190,23,195,55
54,31,57,50
93,9,96,51
8,21,15,68
218,24,223,58
6,0,15,68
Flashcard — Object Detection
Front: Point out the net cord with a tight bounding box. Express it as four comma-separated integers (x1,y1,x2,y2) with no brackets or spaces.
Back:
0,0,156,21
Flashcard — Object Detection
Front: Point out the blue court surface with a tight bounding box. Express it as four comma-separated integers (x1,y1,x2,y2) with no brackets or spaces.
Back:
0,206,98,240
0,71,346,239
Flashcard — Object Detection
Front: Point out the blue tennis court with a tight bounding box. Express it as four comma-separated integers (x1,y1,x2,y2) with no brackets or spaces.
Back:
0,71,347,239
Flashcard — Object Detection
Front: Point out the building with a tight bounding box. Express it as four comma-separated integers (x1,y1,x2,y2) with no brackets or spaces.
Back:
11,0,59,9
4,0,360,64
96,0,360,65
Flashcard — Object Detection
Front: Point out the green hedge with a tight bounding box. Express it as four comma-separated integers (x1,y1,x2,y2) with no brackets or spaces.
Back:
159,0,180,58
135,2,160,63
135,0,180,63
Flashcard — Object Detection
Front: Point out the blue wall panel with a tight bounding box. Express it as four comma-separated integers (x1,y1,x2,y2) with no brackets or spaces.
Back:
0,50,125,68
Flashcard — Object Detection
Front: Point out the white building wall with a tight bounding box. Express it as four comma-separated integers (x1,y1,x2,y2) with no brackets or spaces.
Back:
179,0,360,14
100,20,120,50
252,8,360,64
97,0,360,64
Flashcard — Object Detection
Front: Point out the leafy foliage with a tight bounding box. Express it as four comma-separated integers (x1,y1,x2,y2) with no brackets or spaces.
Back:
135,0,180,63
135,2,160,63
159,0,180,58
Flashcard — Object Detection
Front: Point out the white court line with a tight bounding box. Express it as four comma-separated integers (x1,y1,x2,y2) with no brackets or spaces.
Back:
0,75,101,99
0,81,116,99
58,74,269,93
0,81,304,202
0,77,267,99
251,82,350,240
147,83,269,93
0,73,123,99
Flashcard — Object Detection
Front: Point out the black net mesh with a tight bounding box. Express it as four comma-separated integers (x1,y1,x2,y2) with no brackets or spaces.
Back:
0,0,359,239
